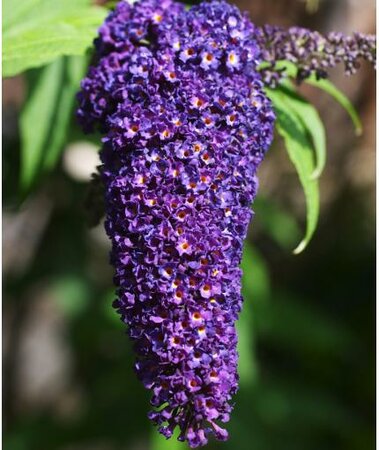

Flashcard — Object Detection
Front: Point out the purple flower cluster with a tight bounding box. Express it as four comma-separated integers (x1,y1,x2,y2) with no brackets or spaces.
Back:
77,0,274,446
257,25,376,86
77,0,374,446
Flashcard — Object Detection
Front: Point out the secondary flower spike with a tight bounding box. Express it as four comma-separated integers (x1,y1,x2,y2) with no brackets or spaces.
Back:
257,25,376,86
77,0,374,446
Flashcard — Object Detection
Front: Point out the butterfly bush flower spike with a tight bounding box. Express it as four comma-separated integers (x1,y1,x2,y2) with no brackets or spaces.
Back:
77,0,375,446
258,25,376,86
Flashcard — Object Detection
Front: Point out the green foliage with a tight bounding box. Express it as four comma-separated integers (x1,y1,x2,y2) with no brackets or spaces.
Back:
3,0,106,193
258,60,363,253
102,289,123,326
238,243,270,386
20,60,63,191
19,56,87,191
265,60,362,134
52,275,90,318
306,77,363,135
267,87,320,254
2,0,107,77
278,82,327,179
254,197,301,250
256,292,357,357
44,57,88,169
151,428,183,450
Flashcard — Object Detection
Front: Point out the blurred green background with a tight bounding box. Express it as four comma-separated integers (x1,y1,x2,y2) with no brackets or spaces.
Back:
3,0,375,449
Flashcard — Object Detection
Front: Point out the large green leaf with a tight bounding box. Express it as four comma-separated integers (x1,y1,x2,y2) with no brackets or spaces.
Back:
3,0,91,33
2,0,106,77
266,88,320,254
278,84,327,179
20,56,87,191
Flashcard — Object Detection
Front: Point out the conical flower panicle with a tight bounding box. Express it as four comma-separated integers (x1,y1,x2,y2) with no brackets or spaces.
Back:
74,1,309,447
79,1,275,445
77,0,375,445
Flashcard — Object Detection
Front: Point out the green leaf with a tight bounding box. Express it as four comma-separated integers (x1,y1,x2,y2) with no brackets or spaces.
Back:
260,60,362,135
3,3,106,77
266,88,320,254
277,85,327,179
306,77,363,135
20,59,64,190
3,0,92,33
257,60,298,78
43,56,87,169
20,55,87,191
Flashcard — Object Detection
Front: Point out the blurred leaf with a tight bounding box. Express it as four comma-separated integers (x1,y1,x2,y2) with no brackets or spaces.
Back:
241,243,270,302
257,292,357,358
2,434,28,450
150,427,183,450
306,77,363,135
20,59,64,190
52,275,90,318
106,0,125,8
238,244,271,386
266,88,320,254
305,0,319,13
278,84,327,179
254,377,359,434
20,56,87,191
43,56,87,169
3,0,106,77
254,197,301,250
239,245,258,386
3,0,91,31
102,289,122,326
257,59,297,78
